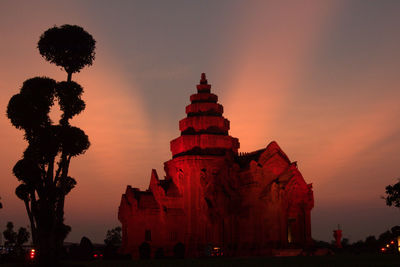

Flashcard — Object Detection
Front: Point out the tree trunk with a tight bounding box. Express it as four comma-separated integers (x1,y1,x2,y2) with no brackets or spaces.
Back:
67,72,72,82
37,226,57,265
36,199,58,265
23,199,37,245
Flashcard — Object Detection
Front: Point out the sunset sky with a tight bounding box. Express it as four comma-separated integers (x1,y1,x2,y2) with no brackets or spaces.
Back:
1,0,400,244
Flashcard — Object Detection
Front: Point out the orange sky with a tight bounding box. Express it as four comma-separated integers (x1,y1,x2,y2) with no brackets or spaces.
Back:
1,1,400,244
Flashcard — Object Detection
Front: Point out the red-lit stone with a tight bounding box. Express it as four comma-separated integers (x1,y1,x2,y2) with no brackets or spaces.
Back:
185,102,223,115
179,116,229,133
333,229,343,248
118,74,314,258
190,93,218,103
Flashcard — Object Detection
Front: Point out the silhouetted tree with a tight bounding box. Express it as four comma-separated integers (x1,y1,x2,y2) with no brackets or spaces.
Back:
378,230,392,244
341,238,349,248
391,225,400,237
0,196,2,209
6,24,95,264
384,179,400,208
3,221,30,255
103,226,122,259
38,24,96,82
78,236,94,260
364,235,378,252
104,226,122,247
3,222,17,248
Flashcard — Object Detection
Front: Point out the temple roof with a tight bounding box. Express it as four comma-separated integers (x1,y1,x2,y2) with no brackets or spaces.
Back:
159,179,180,197
127,187,159,210
235,148,267,168
170,73,240,157
235,141,291,170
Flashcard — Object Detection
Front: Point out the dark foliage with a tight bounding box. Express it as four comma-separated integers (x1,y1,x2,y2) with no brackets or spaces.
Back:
384,179,400,208
56,81,85,123
7,77,56,131
78,236,94,260
38,25,96,80
104,226,122,247
6,24,95,264
2,222,30,253
341,226,399,254
3,222,17,248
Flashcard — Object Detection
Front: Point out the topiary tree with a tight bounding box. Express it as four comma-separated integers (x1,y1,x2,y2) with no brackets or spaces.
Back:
384,179,400,208
6,24,95,264
38,24,96,82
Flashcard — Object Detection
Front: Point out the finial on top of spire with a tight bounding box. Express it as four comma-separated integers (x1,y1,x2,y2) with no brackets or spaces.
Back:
200,73,208,85
197,72,211,93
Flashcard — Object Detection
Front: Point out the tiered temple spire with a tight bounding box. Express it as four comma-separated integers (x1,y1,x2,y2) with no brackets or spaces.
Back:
170,73,239,157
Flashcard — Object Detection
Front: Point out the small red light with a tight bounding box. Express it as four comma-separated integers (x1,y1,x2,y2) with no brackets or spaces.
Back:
100,254,103,257
94,254,98,258
390,241,394,244
29,249,36,260
381,248,385,251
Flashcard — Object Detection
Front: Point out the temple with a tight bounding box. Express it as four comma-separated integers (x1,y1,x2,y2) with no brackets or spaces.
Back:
118,74,314,258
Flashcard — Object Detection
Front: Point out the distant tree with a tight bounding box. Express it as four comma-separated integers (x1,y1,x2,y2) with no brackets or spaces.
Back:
341,238,349,247
0,196,2,209
78,236,94,260
391,225,400,237
364,235,379,252
365,235,377,244
16,227,30,247
384,179,400,208
2,221,30,254
104,226,122,247
3,222,17,248
378,230,392,244
6,24,95,264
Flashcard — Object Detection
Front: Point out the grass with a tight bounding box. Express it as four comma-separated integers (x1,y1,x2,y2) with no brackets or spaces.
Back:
1,254,399,267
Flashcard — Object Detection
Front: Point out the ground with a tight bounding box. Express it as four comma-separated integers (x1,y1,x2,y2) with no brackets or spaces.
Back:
2,254,399,267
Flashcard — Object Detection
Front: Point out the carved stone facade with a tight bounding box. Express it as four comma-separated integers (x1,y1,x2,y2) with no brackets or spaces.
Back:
118,74,314,258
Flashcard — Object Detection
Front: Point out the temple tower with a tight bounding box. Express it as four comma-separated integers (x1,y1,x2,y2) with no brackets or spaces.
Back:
170,73,239,157
165,73,239,256
118,73,314,258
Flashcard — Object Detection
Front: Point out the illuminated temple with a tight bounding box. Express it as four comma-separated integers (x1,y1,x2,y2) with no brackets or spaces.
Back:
118,74,314,258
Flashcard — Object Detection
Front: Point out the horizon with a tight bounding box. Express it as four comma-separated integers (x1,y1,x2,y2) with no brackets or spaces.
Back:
1,0,400,245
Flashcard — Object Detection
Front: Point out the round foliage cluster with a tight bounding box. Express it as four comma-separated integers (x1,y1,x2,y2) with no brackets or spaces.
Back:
7,77,56,130
59,126,90,157
13,158,42,184
7,77,90,161
56,81,85,122
38,25,96,74
15,184,30,201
